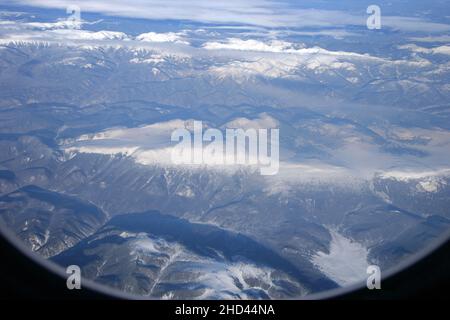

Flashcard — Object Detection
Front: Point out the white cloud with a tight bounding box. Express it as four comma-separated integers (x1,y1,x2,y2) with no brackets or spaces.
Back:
410,35,450,43
208,57,300,81
0,18,187,45
284,29,358,39
6,0,450,32
0,16,129,43
0,29,129,44
129,54,166,65
202,37,435,82
25,20,83,30
2,15,102,31
383,16,450,33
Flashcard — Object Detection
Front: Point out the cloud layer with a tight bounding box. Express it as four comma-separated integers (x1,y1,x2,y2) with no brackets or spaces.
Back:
5,0,450,32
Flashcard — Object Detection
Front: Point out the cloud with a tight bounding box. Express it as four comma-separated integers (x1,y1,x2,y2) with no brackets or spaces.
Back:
383,16,450,33
0,15,128,42
25,20,83,30
410,35,450,43
283,29,358,39
6,0,297,27
0,26,129,43
6,0,450,32
62,118,271,174
0,12,102,31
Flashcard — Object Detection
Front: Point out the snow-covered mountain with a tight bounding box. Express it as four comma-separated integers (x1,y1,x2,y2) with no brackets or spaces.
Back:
0,2,450,299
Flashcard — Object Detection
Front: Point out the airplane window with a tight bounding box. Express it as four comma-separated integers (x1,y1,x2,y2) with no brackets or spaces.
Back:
0,0,449,301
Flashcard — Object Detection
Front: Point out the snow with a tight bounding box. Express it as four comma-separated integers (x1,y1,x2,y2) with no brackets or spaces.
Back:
209,57,301,81
204,39,381,80
195,262,277,299
203,38,374,61
312,230,370,287
399,44,450,56
136,32,188,44
124,233,299,299
65,146,139,157
203,38,302,53
378,169,450,181
225,113,279,130
63,119,276,174
175,186,195,198
417,180,441,193
49,29,129,41
130,54,165,65
410,35,450,43
26,19,83,30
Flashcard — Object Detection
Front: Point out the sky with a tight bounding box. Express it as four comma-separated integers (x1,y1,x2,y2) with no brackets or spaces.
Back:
2,0,450,32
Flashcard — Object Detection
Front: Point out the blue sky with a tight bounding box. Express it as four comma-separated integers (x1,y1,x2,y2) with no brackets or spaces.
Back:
3,0,450,32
